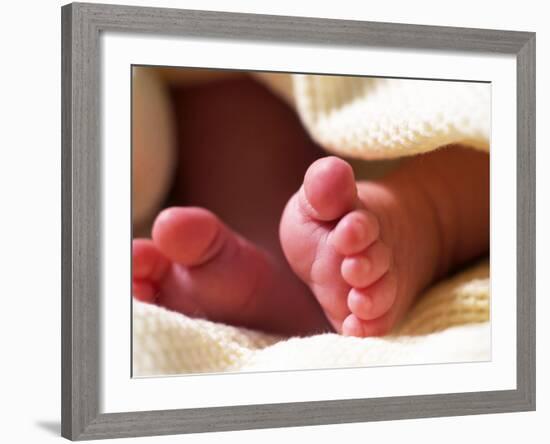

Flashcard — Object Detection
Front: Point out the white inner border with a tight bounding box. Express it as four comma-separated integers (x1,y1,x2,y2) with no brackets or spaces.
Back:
100,32,517,413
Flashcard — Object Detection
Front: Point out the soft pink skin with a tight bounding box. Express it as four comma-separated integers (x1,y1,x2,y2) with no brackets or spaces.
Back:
133,146,489,337
133,206,330,336
279,157,399,336
133,77,332,337
132,77,489,338
280,147,489,336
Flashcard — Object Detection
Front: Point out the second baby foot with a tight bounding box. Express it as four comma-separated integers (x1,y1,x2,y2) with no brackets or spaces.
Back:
133,207,330,336
280,157,435,337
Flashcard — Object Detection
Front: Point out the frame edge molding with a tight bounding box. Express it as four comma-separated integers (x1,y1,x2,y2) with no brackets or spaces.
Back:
516,32,536,413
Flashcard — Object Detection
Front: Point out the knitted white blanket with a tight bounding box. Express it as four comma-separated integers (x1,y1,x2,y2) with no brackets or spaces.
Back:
254,72,490,158
133,72,491,376
133,260,489,376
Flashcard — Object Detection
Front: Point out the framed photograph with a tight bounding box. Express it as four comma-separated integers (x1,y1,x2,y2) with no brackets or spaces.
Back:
61,2,535,440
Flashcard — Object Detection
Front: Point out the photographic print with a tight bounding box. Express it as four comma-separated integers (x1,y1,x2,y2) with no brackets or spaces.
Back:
131,67,491,376
62,3,535,439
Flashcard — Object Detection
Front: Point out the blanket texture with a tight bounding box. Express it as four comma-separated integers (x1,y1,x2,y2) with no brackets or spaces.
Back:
132,72,491,376
133,260,489,375
255,73,490,159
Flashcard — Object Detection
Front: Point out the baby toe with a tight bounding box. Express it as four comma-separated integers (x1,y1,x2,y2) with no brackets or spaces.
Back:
330,210,379,256
132,239,170,281
345,311,395,337
152,207,223,267
347,271,397,321
132,280,158,303
340,240,391,288
300,156,358,222
340,255,372,288
341,313,365,337
132,238,170,302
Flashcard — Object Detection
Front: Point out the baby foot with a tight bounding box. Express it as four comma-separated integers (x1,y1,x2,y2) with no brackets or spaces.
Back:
133,207,330,335
280,157,429,337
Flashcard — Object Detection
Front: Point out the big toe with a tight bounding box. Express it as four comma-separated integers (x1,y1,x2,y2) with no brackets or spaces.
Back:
152,207,223,267
301,156,358,221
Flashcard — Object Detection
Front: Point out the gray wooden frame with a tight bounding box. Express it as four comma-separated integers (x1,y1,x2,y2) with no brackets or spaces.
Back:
61,2,536,440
